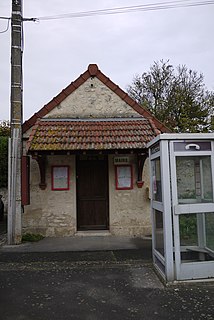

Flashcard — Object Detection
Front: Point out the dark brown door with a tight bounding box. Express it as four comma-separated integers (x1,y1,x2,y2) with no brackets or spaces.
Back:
76,156,109,230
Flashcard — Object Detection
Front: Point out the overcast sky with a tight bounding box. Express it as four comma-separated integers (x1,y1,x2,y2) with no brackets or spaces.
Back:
0,0,214,121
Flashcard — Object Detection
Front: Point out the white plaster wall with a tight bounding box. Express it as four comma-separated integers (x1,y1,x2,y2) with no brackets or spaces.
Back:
108,155,151,236
44,78,141,119
22,155,76,237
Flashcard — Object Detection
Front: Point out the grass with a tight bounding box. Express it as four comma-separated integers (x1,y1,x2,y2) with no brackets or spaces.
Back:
22,233,44,242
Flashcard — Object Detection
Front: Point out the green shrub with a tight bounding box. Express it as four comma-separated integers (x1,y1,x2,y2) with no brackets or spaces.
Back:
179,214,197,245
22,233,44,242
0,121,10,137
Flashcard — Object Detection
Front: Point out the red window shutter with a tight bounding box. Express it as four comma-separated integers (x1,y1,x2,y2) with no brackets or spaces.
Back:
21,156,30,205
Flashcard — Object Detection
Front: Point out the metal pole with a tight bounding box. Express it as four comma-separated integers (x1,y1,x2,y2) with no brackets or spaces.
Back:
8,0,23,244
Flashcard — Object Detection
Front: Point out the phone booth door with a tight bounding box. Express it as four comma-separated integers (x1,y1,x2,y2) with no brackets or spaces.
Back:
170,140,214,280
149,140,174,282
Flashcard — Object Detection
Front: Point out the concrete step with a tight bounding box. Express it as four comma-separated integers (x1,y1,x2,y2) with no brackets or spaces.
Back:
75,231,111,237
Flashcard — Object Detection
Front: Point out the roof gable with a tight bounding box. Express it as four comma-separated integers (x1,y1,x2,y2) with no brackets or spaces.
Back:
23,64,170,133
43,77,142,119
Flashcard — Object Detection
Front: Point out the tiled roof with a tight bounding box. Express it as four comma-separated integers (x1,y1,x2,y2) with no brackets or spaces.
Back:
27,119,157,151
22,64,170,134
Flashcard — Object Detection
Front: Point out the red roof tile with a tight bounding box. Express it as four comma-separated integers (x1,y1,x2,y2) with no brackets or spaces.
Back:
27,119,157,151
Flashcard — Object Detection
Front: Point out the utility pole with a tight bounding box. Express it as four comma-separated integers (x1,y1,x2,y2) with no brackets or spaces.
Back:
8,0,23,244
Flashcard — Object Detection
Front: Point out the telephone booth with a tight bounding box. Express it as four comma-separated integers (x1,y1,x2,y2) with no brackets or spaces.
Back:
148,134,214,282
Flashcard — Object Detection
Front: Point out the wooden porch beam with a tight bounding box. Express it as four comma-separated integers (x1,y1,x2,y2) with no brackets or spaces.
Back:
136,153,148,188
32,155,47,190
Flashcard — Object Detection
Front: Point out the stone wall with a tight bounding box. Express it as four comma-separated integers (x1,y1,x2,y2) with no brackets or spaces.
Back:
44,77,140,119
22,155,76,237
109,155,151,236
22,154,152,237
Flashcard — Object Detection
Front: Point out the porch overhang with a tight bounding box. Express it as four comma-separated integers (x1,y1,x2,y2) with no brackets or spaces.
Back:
25,118,156,190
26,118,158,154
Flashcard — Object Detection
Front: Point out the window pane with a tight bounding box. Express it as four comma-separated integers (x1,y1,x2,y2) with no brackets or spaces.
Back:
179,213,214,262
154,210,164,257
179,214,198,246
202,158,213,201
152,158,162,202
176,156,213,204
205,212,214,251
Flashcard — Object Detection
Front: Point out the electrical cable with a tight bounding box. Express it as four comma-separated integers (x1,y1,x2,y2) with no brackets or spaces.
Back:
0,0,214,23
36,0,214,21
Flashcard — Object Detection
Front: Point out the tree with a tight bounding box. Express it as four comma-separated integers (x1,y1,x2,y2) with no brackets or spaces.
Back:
0,121,10,136
0,121,10,188
127,60,213,132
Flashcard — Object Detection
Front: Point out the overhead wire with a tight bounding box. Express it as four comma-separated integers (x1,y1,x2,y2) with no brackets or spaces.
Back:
36,0,214,21
0,16,10,20
0,0,214,23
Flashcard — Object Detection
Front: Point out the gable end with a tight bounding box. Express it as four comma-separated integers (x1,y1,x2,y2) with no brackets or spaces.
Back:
23,64,170,134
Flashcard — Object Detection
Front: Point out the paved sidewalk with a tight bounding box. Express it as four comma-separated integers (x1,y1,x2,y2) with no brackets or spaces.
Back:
0,234,214,319
0,234,152,264
0,234,152,253
0,256,214,320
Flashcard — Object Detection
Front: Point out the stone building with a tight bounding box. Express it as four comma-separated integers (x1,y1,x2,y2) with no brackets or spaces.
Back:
22,64,169,237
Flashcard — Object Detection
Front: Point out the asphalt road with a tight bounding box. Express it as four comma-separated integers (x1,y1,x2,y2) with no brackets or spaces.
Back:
0,252,214,320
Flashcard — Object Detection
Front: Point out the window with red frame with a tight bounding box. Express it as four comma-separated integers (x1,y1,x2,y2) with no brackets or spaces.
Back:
51,166,70,191
115,165,133,190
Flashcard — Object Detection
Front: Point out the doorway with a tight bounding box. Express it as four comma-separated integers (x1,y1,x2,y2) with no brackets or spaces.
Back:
76,155,109,231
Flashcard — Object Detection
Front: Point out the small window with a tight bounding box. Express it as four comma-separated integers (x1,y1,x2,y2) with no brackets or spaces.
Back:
51,166,70,191
115,165,133,190
176,156,213,204
151,157,162,202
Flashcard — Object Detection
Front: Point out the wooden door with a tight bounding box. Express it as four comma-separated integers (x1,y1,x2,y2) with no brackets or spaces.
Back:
76,156,109,230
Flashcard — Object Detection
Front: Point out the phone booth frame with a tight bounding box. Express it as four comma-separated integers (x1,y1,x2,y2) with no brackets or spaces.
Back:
148,133,214,283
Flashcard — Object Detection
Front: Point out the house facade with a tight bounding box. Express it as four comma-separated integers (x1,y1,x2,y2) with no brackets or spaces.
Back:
22,64,169,237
